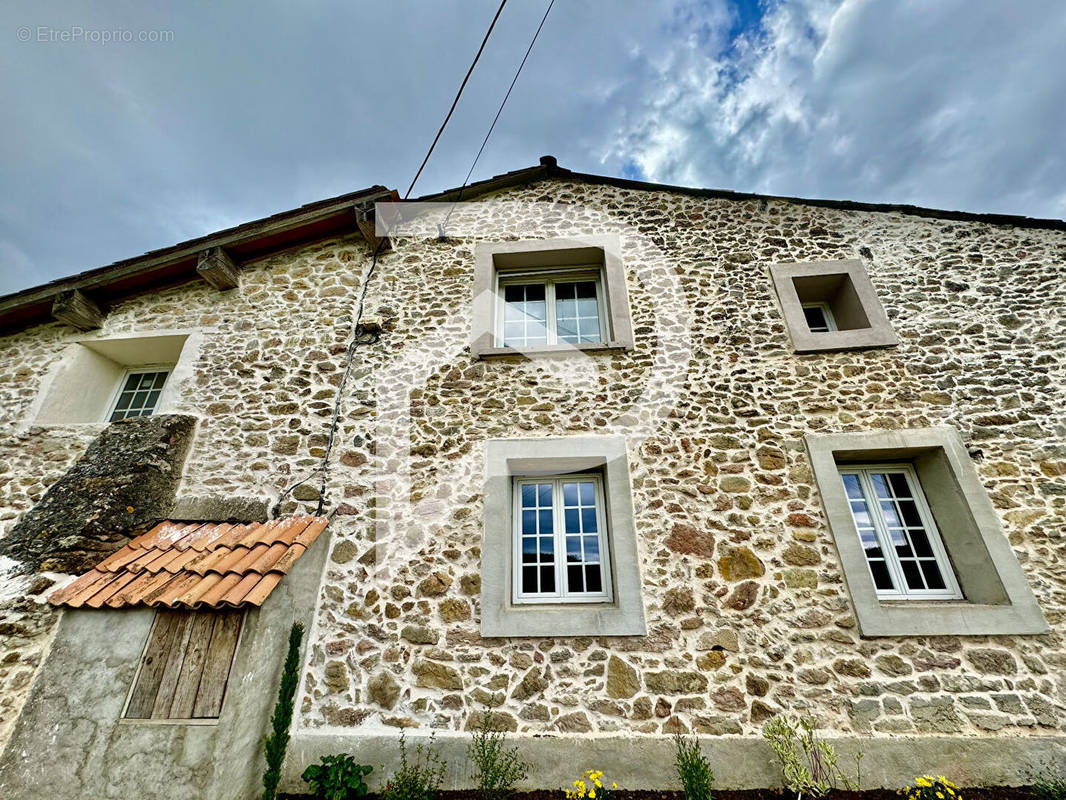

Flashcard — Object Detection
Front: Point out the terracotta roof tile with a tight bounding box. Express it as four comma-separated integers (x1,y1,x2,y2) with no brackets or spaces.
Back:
49,516,327,610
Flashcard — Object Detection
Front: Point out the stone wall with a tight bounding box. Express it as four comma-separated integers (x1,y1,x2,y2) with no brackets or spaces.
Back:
1,177,1065,764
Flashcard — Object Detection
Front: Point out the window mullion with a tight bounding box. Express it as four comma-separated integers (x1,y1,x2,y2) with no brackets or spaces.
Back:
597,271,609,341
859,469,907,597
553,478,565,598
546,280,557,345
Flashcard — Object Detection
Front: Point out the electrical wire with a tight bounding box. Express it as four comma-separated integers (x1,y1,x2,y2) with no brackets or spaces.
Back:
273,0,518,518
439,0,556,237
404,0,509,200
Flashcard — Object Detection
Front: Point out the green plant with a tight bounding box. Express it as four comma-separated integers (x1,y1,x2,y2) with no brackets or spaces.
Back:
565,769,618,800
673,732,714,800
1030,764,1066,800
469,709,530,800
381,731,447,800
905,775,961,800
762,714,859,799
302,755,373,800
261,622,304,800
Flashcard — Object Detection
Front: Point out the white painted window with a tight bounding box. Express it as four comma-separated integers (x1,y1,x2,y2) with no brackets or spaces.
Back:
512,474,612,604
802,301,837,333
496,269,606,347
108,367,171,421
838,464,963,600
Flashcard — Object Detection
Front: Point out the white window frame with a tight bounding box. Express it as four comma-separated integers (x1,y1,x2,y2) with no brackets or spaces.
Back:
801,301,837,333
106,365,173,422
838,463,963,601
511,473,613,605
495,267,608,348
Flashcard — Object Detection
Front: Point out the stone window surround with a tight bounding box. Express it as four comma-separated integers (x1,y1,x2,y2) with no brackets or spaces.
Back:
481,435,647,637
770,259,898,353
26,328,200,429
806,426,1048,637
470,234,635,358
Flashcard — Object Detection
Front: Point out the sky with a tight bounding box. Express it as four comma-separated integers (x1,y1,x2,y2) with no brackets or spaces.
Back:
2,0,1064,295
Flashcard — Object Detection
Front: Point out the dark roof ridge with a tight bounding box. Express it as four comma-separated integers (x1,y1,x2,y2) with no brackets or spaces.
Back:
417,155,1066,233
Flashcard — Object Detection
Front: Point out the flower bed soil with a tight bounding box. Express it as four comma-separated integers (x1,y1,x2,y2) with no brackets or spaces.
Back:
281,788,1037,800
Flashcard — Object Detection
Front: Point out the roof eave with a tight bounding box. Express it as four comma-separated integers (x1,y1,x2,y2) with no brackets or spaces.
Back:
0,185,397,333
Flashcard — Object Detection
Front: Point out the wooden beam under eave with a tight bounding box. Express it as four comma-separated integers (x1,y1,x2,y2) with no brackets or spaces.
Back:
196,246,240,290
354,201,392,254
51,289,104,331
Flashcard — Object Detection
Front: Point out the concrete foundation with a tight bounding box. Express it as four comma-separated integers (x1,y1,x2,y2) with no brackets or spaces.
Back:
283,730,1066,793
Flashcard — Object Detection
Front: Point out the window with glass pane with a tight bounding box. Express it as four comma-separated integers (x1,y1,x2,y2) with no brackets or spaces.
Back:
109,370,170,421
498,273,604,347
502,284,548,347
839,466,962,600
802,302,836,333
513,475,611,603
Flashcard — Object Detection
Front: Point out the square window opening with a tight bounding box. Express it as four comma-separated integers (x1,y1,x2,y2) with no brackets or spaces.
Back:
793,273,871,331
108,367,172,421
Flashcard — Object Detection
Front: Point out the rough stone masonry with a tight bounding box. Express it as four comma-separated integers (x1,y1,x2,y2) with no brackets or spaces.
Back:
0,175,1064,772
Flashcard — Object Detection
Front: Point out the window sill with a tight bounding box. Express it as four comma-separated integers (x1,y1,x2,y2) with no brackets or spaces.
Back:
473,341,632,359
859,600,1049,637
482,601,647,638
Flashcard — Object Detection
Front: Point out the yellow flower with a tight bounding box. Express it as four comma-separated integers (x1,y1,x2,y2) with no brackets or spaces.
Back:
589,790,596,798
613,784,618,790
917,777,932,787
938,794,944,799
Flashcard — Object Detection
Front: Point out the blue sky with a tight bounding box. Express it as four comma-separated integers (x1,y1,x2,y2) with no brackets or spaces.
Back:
2,0,1064,294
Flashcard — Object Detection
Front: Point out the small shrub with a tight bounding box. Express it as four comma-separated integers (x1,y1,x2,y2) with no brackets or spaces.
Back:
673,732,714,800
762,714,859,798
381,731,447,800
905,775,961,800
261,622,304,800
469,710,530,800
301,755,372,800
565,769,618,800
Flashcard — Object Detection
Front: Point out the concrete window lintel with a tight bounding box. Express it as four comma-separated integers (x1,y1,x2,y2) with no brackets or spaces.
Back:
481,436,646,637
471,235,635,358
770,259,898,353
806,426,1048,637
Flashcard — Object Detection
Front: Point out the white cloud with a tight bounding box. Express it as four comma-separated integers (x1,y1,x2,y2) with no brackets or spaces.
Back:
609,0,1066,218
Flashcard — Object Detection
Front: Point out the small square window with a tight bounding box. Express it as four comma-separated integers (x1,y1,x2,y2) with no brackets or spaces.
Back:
108,368,172,421
770,259,897,352
125,609,243,720
513,475,613,604
801,302,837,333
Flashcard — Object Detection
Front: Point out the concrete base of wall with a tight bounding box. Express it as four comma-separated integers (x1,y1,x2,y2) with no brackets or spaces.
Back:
284,731,1066,793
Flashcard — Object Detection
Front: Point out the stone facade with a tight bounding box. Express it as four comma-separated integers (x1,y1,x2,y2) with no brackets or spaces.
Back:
1,176,1065,774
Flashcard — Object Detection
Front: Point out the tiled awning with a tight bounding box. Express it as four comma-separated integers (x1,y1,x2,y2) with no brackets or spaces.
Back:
48,516,327,610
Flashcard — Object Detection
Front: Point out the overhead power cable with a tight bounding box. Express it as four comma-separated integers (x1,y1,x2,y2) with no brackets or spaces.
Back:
273,0,515,518
440,0,556,236
404,0,509,200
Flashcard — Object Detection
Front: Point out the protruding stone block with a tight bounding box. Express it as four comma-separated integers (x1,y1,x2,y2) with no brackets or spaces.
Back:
51,289,104,331
196,246,240,290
